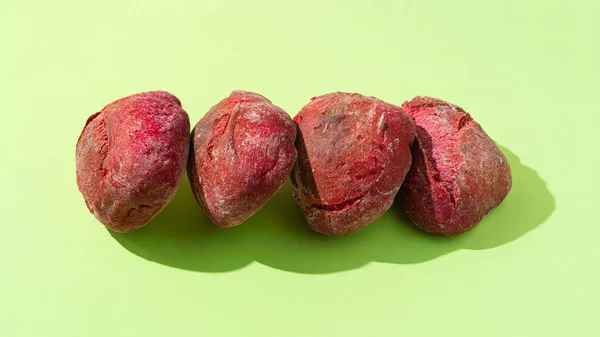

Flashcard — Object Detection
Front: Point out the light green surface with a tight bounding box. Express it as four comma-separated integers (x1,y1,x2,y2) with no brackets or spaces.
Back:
1,1,598,336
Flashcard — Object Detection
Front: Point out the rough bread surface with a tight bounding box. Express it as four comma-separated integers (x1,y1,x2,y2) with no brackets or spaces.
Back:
76,91,190,233
397,96,512,235
188,90,297,227
291,92,416,236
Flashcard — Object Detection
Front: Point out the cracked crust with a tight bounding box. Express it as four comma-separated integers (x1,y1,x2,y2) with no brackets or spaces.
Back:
397,96,512,235
291,92,416,236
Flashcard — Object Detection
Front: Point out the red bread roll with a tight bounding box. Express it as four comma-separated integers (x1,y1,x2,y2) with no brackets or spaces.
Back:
76,91,190,233
291,92,416,236
188,91,297,227
397,96,512,235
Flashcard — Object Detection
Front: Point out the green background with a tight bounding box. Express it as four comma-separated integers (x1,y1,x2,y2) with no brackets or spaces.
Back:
1,0,598,336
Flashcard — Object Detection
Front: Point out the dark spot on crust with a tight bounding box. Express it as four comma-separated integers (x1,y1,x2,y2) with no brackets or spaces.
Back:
457,114,472,131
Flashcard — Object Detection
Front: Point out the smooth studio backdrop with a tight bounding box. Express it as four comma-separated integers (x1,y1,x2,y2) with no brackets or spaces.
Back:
1,1,598,336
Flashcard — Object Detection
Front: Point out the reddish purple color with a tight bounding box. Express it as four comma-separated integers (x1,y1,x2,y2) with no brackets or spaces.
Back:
397,96,512,235
291,92,416,236
188,90,297,227
76,91,190,233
